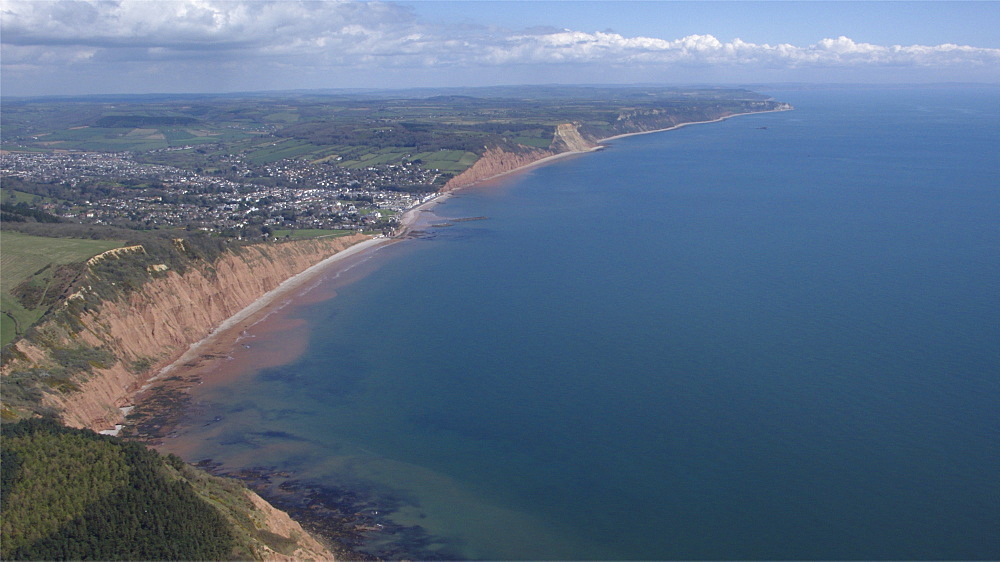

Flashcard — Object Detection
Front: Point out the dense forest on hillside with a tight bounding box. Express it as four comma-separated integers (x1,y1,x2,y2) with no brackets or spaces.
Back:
1,417,237,560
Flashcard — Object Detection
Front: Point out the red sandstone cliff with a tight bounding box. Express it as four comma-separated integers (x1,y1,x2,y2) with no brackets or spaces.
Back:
2,234,370,431
443,147,555,191
443,123,597,191
241,489,336,560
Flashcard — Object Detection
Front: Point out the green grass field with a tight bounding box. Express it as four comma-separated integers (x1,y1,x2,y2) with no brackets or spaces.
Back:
1,231,124,346
1,188,60,206
244,138,320,165
413,150,479,172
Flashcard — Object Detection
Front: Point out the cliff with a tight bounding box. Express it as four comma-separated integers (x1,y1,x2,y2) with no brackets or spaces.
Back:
241,490,335,560
444,146,555,191
551,122,596,153
441,101,789,192
444,123,598,191
1,234,370,431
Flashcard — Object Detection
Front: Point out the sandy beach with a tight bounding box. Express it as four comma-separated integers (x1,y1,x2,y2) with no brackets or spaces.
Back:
126,107,791,435
135,236,391,394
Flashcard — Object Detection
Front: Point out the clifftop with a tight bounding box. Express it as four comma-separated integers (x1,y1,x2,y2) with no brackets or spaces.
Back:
1,233,371,430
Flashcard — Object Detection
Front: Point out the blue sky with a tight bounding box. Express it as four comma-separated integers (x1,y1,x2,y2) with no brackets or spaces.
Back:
405,1,1000,49
2,1,998,96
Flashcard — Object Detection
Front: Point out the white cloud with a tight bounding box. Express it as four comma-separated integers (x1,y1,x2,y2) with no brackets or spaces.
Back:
488,30,1000,69
2,0,998,94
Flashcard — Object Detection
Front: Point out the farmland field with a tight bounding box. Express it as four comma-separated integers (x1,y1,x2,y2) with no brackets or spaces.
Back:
0,231,124,346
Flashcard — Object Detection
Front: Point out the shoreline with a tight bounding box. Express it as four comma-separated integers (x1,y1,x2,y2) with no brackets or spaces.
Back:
421,106,793,197
597,106,794,143
115,104,793,555
121,105,792,431
131,236,392,400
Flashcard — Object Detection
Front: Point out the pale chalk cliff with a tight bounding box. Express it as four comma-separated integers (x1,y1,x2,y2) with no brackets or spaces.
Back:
2,234,370,432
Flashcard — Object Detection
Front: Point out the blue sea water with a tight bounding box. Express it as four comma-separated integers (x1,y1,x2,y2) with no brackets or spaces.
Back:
161,86,1000,560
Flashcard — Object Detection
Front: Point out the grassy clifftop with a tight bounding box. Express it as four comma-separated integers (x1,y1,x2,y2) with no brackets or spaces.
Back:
0,231,125,347
0,227,240,420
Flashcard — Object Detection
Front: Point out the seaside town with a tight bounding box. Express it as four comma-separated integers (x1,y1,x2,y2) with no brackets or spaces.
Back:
1,151,441,236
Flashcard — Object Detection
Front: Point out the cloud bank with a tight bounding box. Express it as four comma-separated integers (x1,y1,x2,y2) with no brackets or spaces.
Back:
2,0,998,95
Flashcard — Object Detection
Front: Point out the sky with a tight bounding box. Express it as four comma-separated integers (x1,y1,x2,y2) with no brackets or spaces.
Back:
2,0,999,96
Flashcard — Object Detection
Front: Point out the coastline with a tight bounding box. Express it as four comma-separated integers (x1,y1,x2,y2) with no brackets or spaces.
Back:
415,106,793,198
123,105,792,433
119,105,791,553
597,106,794,143
127,236,392,412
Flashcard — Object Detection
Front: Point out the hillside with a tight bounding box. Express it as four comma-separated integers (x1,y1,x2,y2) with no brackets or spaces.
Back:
0,230,371,559
1,417,333,560
1,231,371,429
0,231,125,347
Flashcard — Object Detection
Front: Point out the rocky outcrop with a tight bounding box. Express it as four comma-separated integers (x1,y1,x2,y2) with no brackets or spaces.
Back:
2,234,370,431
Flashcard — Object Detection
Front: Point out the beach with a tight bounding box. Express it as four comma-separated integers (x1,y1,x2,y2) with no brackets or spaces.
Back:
116,106,802,551
122,90,1000,559
125,107,791,439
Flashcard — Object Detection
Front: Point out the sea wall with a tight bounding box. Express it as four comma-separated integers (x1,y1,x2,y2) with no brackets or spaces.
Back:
2,234,370,431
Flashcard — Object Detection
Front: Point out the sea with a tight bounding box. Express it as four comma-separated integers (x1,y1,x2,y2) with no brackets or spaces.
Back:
156,86,1000,560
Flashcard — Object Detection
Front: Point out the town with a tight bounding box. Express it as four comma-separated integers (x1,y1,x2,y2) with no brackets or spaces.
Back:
1,151,441,237
2,87,789,242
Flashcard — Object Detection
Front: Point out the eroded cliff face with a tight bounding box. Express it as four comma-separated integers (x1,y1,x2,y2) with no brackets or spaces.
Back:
443,123,597,192
552,122,596,153
2,234,370,431
444,147,554,191
242,489,336,561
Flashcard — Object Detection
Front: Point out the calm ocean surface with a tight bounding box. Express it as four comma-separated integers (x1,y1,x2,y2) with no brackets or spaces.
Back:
160,87,999,560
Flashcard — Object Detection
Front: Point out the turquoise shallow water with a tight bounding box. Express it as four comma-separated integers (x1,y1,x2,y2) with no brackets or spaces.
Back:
160,87,1000,560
